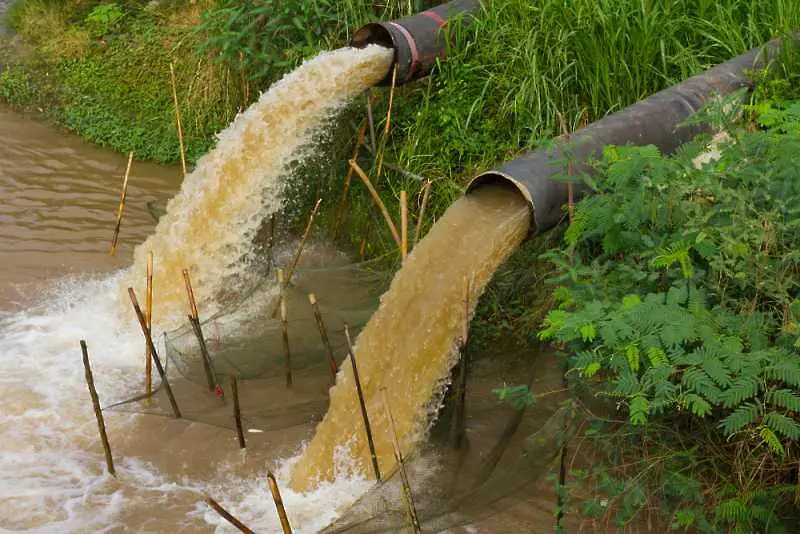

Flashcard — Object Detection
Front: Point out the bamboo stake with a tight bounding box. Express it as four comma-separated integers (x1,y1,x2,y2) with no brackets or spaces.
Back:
170,62,187,177
267,471,293,534
381,388,421,533
271,199,322,318
128,287,181,418
344,324,381,482
400,190,408,261
182,269,218,392
413,180,432,247
145,252,153,396
285,198,321,287
80,340,115,476
204,495,256,534
277,269,292,387
309,294,338,382
376,63,398,179
231,375,245,449
349,159,401,248
109,152,134,256
332,122,367,240
366,90,377,158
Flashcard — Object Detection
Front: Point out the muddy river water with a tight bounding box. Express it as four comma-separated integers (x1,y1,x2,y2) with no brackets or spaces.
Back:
0,103,578,532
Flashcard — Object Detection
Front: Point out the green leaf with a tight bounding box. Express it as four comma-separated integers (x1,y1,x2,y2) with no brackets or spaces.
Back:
585,362,601,377
579,323,597,342
630,395,650,425
759,426,785,456
626,344,640,373
646,347,668,367
622,294,641,310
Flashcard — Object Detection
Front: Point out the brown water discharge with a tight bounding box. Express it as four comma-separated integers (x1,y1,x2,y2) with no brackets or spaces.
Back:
290,185,531,491
122,45,393,330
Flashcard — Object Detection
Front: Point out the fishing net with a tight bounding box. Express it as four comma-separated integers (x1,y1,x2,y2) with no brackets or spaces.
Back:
108,240,580,531
108,242,391,433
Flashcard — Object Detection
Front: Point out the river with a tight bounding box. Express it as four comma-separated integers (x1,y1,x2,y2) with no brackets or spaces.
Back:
0,102,578,533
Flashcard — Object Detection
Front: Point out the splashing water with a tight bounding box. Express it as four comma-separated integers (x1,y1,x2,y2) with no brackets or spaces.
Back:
290,185,531,491
122,46,393,331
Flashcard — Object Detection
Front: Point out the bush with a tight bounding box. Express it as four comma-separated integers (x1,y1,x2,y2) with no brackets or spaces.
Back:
538,91,800,531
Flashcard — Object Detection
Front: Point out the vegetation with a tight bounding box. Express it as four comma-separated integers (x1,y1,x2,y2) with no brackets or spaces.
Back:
3,0,800,530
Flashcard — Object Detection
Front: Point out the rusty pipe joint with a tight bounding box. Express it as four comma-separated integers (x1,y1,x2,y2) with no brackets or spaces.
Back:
350,0,479,86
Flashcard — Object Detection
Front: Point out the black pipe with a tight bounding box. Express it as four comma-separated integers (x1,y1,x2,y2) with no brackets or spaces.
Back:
466,37,793,235
350,0,479,86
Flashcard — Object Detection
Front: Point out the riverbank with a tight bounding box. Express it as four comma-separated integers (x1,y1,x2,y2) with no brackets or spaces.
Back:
3,0,800,531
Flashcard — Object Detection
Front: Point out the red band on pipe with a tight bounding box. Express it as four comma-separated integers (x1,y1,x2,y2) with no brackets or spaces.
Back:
389,22,420,78
422,10,447,28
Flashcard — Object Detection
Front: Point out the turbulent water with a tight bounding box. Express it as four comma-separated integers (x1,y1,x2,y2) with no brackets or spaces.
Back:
123,45,393,331
1,40,539,532
290,186,531,490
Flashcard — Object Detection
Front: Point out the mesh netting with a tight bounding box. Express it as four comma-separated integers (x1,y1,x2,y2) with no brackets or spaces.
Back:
107,243,577,531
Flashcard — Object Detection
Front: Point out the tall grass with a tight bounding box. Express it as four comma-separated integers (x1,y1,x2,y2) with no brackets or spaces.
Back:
330,0,800,256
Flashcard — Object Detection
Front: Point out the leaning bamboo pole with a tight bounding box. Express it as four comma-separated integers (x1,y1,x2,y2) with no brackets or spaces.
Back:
204,496,256,534
231,376,245,449
170,62,187,177
145,252,154,396
271,199,322,318
349,159,401,248
400,190,408,260
128,288,181,418
332,122,368,240
376,63,398,179
110,152,134,256
309,294,338,382
344,324,381,482
267,472,293,534
381,388,421,533
413,180,432,247
182,269,218,392
80,340,115,476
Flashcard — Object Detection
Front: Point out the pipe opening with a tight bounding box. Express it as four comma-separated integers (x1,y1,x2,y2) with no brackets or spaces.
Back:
351,23,395,51
466,172,536,234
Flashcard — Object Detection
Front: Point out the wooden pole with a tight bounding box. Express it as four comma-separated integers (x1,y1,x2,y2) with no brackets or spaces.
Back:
344,324,381,482
267,471,293,534
280,290,292,388
128,287,181,418
80,340,115,476
204,495,256,534
332,121,367,240
376,63,398,179
285,198,321,285
349,159,401,248
109,152,134,256
145,251,153,396
400,190,408,261
413,180,432,247
182,269,218,392
170,62,187,177
366,90,377,158
308,294,338,382
271,199,322,318
381,388,421,533
231,375,246,449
